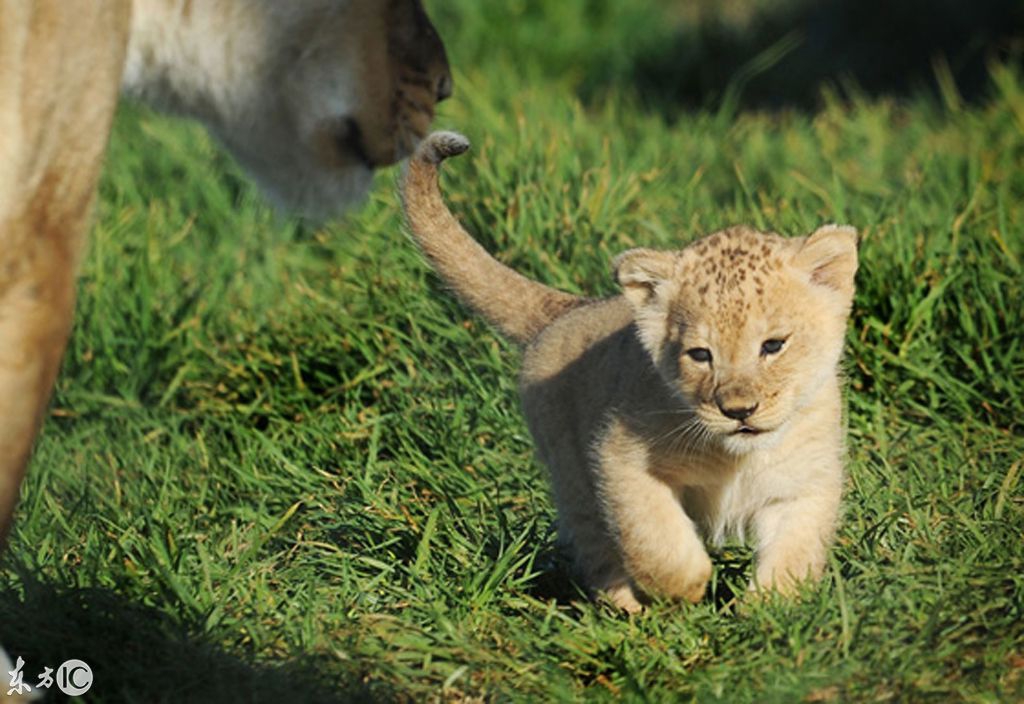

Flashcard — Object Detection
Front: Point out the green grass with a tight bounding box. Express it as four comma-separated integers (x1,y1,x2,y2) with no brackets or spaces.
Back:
2,1,1023,701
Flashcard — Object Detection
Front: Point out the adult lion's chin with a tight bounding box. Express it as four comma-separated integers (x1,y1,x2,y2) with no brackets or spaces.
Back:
214,130,373,222
214,109,437,221
262,163,377,223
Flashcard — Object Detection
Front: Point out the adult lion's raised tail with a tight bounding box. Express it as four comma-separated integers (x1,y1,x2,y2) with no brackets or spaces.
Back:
401,132,583,344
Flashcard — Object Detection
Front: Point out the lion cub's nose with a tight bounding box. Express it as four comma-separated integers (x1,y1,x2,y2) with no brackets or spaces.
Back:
718,402,759,421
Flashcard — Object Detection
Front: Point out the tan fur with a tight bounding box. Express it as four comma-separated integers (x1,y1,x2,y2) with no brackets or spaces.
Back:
402,132,858,611
0,0,451,546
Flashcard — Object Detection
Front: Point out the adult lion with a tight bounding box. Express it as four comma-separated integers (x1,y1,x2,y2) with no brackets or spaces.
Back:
0,0,451,545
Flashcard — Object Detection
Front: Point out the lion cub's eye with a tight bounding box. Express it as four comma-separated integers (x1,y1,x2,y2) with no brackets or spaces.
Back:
761,338,786,356
686,347,713,363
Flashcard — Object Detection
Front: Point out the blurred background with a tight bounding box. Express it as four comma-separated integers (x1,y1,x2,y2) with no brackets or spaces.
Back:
429,0,1024,112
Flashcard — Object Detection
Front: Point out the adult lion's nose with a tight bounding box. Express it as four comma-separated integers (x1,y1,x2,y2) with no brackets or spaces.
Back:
435,71,453,102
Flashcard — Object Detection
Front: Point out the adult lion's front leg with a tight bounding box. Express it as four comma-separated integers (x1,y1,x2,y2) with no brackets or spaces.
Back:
0,226,81,544
0,1,131,543
0,0,452,543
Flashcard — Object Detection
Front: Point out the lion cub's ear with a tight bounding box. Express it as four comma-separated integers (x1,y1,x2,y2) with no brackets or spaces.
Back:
793,225,859,301
614,249,677,308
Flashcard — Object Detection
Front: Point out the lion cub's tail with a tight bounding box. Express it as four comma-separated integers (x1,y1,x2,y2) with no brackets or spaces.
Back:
401,131,583,344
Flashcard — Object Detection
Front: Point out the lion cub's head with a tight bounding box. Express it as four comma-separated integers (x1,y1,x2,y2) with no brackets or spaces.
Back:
616,225,858,454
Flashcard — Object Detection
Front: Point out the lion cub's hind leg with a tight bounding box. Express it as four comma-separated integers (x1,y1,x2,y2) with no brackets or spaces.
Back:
556,494,644,614
536,430,641,613
566,525,644,614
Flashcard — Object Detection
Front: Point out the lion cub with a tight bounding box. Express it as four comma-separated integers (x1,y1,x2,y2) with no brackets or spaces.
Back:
402,132,858,612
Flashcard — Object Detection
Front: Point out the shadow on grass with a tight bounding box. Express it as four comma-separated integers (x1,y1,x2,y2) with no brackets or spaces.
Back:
706,547,753,613
0,569,381,703
616,0,1023,113
525,545,587,607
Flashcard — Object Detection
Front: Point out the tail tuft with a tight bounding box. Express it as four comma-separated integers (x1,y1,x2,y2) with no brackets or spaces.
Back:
414,131,470,166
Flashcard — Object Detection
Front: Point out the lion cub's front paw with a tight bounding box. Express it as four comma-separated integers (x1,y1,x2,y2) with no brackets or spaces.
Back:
631,547,712,604
668,550,713,603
